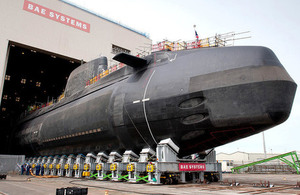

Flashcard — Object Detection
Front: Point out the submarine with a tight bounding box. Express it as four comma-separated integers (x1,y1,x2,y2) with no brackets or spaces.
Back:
16,46,297,157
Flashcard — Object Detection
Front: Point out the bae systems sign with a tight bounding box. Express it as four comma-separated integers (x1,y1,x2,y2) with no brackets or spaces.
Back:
178,163,206,171
23,0,90,33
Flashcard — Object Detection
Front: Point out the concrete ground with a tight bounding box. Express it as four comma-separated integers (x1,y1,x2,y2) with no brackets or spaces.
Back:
223,173,300,185
0,173,300,195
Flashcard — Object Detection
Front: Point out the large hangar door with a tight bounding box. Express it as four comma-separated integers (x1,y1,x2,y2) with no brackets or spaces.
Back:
0,42,82,154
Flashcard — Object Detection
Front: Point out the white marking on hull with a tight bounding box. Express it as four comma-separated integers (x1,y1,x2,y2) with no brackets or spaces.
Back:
143,70,157,144
142,98,150,102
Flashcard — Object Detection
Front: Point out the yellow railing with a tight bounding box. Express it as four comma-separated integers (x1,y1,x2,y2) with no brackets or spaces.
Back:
86,62,125,87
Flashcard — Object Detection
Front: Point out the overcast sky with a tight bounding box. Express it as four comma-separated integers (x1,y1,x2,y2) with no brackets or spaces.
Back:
68,0,300,154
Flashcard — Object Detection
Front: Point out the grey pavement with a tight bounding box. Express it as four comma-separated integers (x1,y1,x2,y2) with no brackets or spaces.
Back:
0,174,300,195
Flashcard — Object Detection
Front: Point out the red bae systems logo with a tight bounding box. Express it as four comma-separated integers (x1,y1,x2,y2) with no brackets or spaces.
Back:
23,0,90,33
178,163,206,171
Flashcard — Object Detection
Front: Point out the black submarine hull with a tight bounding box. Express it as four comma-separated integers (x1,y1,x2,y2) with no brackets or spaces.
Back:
17,46,297,157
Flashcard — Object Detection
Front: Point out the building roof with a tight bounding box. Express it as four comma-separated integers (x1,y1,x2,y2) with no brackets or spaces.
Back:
217,151,248,155
217,151,300,156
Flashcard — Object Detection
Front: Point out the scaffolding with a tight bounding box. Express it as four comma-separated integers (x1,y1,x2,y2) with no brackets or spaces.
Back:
152,31,250,52
231,151,300,174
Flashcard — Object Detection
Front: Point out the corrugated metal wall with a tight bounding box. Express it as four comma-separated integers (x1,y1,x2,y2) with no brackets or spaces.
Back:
0,155,25,173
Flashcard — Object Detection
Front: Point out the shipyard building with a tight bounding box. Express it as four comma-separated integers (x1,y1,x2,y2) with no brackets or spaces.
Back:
217,151,300,173
0,0,151,153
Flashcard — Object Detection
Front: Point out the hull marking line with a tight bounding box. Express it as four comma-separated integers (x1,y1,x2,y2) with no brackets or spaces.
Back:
142,70,157,144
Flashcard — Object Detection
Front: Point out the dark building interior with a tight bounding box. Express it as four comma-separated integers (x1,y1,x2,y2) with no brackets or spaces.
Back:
0,42,81,154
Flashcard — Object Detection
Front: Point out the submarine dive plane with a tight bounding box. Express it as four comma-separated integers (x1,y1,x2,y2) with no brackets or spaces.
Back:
16,46,297,157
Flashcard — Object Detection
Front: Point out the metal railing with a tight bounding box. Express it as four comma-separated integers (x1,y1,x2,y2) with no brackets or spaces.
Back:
231,151,300,174
152,31,250,52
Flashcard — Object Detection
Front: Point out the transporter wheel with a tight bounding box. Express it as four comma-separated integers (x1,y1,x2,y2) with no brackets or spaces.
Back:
161,177,166,185
162,174,178,185
0,175,7,180
173,177,178,184
205,173,213,183
213,174,219,182
168,178,173,185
